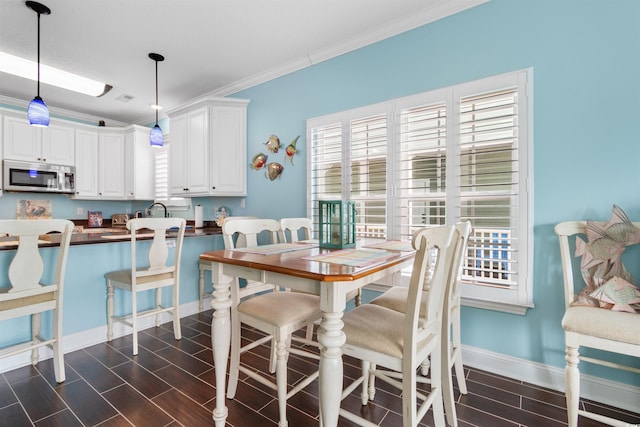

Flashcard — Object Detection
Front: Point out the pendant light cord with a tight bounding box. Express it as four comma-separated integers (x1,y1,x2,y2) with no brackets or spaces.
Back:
36,10,41,98
155,58,159,125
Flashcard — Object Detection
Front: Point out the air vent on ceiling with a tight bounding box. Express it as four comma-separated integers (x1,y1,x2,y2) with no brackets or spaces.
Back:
115,94,135,103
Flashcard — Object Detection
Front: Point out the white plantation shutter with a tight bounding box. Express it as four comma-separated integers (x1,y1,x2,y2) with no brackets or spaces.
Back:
307,69,531,312
458,88,519,289
399,102,447,240
154,145,189,208
310,122,343,230
349,114,387,238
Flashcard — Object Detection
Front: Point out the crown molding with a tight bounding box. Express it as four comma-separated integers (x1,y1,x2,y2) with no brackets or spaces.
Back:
209,0,489,97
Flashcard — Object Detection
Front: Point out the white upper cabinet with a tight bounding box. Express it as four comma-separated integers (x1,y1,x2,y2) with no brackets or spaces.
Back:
97,132,126,199
74,129,99,198
166,97,249,197
124,126,154,200
169,106,210,195
3,115,75,165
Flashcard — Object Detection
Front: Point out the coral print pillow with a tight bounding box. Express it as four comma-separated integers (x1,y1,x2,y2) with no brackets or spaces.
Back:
574,205,640,313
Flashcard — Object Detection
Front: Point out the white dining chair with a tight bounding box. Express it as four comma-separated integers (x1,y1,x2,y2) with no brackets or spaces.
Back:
0,219,74,383
105,217,186,356
555,221,640,427
369,221,472,425
222,218,322,427
279,217,313,243
339,224,456,427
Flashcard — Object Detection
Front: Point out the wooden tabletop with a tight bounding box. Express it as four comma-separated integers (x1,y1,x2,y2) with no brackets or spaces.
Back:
200,245,416,283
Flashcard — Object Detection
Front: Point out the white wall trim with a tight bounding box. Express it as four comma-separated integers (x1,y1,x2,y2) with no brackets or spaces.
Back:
2,298,638,416
207,0,489,97
462,344,640,414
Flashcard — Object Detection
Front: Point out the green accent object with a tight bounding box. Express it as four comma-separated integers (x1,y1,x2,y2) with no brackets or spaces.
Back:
318,200,356,249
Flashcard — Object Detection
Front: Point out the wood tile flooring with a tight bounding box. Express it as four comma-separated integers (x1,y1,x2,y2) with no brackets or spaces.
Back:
1,309,639,426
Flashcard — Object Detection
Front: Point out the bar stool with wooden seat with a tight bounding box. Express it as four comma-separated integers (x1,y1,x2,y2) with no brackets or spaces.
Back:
0,219,74,383
223,218,322,427
105,217,186,356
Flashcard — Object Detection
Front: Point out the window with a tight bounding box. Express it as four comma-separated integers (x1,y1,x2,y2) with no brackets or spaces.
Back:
154,144,190,209
307,69,532,313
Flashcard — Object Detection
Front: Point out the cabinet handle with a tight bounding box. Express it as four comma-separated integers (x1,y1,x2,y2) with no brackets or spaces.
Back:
212,186,216,190
42,158,46,162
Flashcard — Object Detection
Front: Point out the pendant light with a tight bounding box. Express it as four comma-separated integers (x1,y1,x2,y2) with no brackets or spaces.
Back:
149,52,165,148
26,1,51,127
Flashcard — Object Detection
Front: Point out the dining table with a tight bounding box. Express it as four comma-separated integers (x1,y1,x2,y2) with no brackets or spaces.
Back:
199,240,416,427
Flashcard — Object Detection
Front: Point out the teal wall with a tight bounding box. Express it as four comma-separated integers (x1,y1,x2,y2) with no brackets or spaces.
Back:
229,0,640,386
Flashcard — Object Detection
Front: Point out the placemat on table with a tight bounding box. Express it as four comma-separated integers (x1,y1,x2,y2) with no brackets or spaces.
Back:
230,243,315,255
363,240,414,252
304,248,400,268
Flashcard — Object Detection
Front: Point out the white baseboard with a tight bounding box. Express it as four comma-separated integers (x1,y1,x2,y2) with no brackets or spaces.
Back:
0,300,202,373
461,344,640,414
2,300,638,415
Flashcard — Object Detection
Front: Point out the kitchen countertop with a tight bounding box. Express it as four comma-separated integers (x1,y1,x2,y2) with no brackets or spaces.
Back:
0,225,221,250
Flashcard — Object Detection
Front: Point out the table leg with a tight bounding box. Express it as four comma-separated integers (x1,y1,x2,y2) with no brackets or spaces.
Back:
318,310,345,427
210,263,232,427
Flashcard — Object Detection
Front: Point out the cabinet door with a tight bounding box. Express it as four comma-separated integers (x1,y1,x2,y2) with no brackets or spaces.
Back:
3,116,40,161
42,124,75,165
98,133,126,198
125,128,154,200
185,107,210,194
210,105,246,195
169,113,187,195
75,130,99,198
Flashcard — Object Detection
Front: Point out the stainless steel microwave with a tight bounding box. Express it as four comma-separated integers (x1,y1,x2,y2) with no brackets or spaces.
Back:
3,160,76,194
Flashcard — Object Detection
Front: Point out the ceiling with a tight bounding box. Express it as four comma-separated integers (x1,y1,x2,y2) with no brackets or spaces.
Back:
0,0,485,126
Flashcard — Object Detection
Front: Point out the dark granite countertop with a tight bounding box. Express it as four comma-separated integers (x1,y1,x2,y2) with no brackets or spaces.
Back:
0,225,221,251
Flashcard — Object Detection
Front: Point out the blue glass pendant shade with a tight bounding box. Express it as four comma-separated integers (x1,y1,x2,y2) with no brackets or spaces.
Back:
27,96,50,126
150,124,164,147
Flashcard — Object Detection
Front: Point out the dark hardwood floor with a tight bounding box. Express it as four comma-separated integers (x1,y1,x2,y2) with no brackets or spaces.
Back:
1,309,639,426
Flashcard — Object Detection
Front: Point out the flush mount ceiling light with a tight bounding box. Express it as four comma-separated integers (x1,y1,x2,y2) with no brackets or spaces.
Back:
149,52,165,148
26,0,50,126
0,52,113,97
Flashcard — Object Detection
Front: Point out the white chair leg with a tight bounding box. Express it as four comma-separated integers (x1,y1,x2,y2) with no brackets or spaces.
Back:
565,345,580,427
403,360,418,427
155,288,162,328
227,309,242,399
428,348,446,427
368,362,376,401
451,307,467,394
131,291,139,356
172,284,181,340
31,313,40,366
275,339,289,427
106,281,114,342
52,307,65,383
360,360,370,405
305,323,314,341
420,356,431,376
199,264,205,312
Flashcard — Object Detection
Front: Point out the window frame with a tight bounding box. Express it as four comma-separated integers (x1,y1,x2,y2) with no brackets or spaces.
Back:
306,69,533,314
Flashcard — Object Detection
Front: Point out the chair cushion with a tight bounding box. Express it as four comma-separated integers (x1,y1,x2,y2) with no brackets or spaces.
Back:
238,292,320,327
343,304,406,359
562,306,640,345
0,290,54,310
105,269,174,285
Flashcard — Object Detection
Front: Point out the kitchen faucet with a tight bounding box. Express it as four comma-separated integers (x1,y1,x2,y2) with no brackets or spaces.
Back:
147,202,168,218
